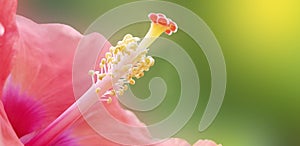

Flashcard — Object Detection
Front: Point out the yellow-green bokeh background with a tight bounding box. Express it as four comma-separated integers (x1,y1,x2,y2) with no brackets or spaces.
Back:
18,0,300,145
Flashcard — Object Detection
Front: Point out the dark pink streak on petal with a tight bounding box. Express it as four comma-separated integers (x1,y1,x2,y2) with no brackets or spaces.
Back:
0,0,18,95
0,100,23,146
2,77,46,138
12,15,82,123
7,15,85,145
49,130,79,146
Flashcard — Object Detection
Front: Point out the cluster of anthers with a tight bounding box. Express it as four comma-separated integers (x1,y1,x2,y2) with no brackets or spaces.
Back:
89,13,178,104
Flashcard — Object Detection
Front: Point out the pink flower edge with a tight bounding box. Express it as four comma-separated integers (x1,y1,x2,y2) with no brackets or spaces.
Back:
193,139,222,146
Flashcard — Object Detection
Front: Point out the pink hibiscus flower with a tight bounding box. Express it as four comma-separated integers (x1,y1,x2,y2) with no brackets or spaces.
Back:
0,0,222,145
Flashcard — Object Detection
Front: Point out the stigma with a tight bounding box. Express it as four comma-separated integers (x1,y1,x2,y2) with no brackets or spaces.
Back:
89,13,178,103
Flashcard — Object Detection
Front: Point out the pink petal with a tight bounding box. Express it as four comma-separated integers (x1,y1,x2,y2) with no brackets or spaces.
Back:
48,130,79,146
193,139,222,146
0,100,23,146
2,78,46,138
3,15,86,142
154,138,191,146
11,15,82,121
20,130,79,146
0,0,18,95
70,100,152,145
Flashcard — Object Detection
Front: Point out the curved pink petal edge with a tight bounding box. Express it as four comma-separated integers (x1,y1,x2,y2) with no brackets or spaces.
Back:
0,0,18,95
0,0,21,145
193,139,222,146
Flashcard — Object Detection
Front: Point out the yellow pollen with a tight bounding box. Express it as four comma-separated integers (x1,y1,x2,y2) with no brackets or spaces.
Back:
126,74,133,80
136,72,144,79
107,57,113,63
101,58,106,64
90,13,177,103
98,74,106,80
119,45,125,51
112,60,118,64
124,85,128,91
99,64,104,69
129,78,135,85
129,45,137,50
107,97,112,104
95,87,101,94
117,55,121,62
109,46,114,53
145,56,155,66
118,90,124,96
88,70,94,76
113,47,119,55
124,34,133,40
105,52,112,59
109,90,116,96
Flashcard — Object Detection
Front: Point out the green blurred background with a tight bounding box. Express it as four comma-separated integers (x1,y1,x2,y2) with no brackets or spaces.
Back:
18,0,300,145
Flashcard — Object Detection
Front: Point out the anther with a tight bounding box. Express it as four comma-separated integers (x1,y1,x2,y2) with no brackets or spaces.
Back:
124,85,128,91
98,74,106,80
105,52,112,59
109,90,116,96
101,58,106,65
88,70,95,76
136,72,144,79
100,97,112,104
95,87,101,94
89,13,177,105
107,97,112,104
129,78,135,85
109,47,115,53
145,56,155,66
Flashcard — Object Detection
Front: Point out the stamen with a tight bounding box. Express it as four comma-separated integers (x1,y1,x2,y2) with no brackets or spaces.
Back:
129,78,135,85
88,70,96,83
99,97,112,104
95,87,101,94
98,74,106,80
89,13,177,98
109,90,116,96
88,70,95,76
